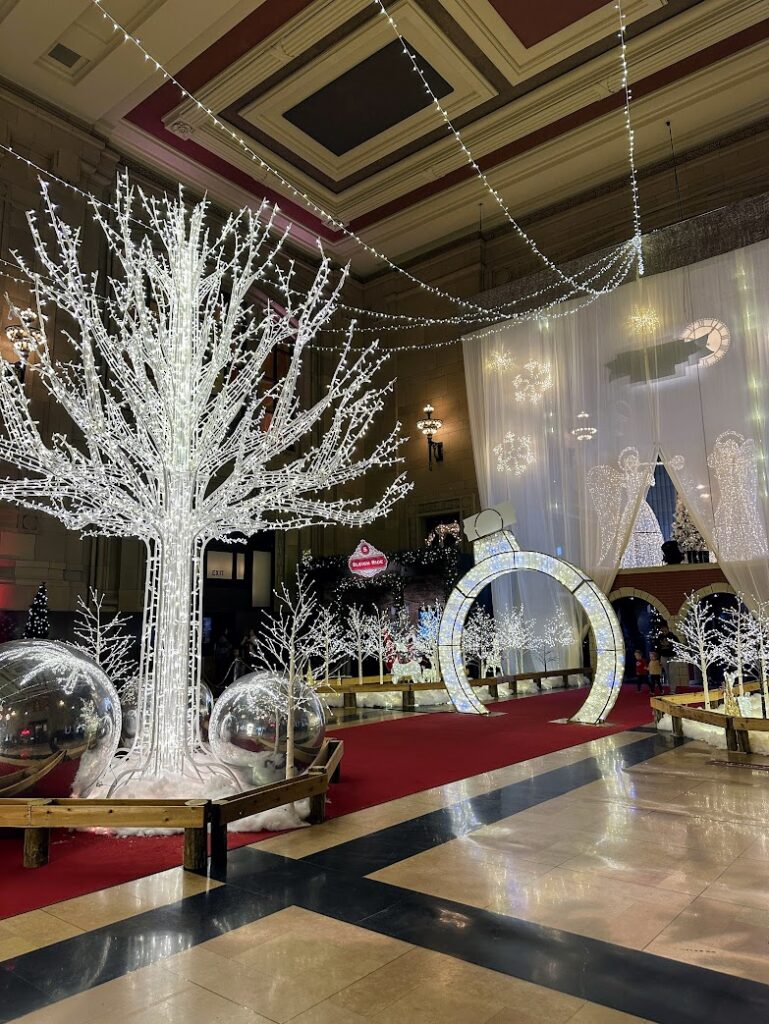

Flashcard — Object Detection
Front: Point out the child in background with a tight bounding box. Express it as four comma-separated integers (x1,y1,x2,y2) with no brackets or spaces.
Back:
634,649,649,691
648,650,662,694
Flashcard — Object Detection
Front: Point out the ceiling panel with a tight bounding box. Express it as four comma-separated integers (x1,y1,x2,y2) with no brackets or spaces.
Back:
283,40,452,156
487,0,609,48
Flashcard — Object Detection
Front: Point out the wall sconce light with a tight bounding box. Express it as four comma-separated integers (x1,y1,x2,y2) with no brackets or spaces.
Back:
4,294,44,383
416,402,443,470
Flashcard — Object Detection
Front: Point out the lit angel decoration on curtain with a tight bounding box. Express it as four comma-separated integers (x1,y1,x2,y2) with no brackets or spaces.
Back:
589,448,681,567
0,176,409,793
620,500,664,568
588,448,653,564
708,432,768,561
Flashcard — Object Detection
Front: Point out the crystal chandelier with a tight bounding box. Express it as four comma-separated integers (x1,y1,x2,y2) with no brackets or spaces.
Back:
571,411,597,441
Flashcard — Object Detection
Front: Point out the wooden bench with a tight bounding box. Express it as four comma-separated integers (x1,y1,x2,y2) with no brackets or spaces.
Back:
0,796,210,870
208,737,343,871
318,668,592,709
0,737,344,872
650,683,767,753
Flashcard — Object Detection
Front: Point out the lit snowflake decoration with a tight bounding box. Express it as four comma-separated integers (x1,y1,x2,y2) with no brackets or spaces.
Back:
626,306,660,336
513,361,553,404
493,432,536,475
486,350,515,373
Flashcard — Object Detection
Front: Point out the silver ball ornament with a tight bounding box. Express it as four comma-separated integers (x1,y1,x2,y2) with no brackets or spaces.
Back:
0,640,122,796
209,671,326,785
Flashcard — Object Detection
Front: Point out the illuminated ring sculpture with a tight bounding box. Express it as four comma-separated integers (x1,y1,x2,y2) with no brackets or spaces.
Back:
438,524,624,723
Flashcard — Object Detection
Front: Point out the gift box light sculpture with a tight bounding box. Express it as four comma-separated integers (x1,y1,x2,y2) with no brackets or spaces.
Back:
0,177,409,794
438,504,624,722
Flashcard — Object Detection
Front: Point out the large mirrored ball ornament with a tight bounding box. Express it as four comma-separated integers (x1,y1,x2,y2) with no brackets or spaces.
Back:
120,679,213,749
209,671,326,785
0,640,122,797
198,680,213,744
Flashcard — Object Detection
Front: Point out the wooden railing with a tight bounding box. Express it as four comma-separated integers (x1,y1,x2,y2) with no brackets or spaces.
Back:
319,668,592,710
650,683,768,753
0,737,343,871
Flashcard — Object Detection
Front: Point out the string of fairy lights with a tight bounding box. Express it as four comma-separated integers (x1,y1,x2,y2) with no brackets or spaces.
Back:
370,0,643,292
2,0,645,351
0,133,638,354
82,0,642,319
0,134,639,353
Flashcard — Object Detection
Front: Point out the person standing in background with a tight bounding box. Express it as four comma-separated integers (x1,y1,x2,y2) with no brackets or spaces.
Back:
648,650,662,694
634,649,649,692
658,624,677,693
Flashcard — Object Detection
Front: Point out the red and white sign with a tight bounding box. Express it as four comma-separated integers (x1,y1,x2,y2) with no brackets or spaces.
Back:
348,540,388,578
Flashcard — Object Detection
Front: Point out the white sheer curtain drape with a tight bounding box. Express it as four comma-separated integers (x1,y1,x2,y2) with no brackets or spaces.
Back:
464,236,769,638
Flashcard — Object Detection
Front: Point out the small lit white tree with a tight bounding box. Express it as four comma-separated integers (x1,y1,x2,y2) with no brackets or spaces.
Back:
251,569,324,779
315,606,346,684
497,607,532,675
748,600,769,717
530,609,576,672
718,599,757,697
672,596,721,709
346,606,372,684
462,606,497,678
73,588,137,695
0,177,409,792
414,602,443,682
366,607,392,684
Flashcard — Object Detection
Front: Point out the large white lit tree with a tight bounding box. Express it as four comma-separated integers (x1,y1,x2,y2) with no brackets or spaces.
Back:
0,177,409,793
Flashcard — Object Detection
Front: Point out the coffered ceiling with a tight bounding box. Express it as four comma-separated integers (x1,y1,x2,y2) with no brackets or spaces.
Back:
1,0,768,274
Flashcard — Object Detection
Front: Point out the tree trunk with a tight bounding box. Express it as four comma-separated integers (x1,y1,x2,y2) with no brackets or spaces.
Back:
700,654,711,709
135,527,199,778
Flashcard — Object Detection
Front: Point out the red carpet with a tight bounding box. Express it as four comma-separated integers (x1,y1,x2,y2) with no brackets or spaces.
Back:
0,686,652,918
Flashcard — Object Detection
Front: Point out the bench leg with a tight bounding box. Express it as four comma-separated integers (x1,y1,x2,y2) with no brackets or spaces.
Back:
343,692,357,709
402,689,415,711
725,721,739,752
183,826,208,873
210,822,228,874
737,728,751,754
488,683,499,700
671,716,683,738
308,791,327,825
23,827,50,868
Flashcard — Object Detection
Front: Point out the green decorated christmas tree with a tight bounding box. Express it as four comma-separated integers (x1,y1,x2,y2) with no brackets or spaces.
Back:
24,582,50,639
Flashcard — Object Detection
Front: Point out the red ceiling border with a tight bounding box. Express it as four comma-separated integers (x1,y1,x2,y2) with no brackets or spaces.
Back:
127,9,769,244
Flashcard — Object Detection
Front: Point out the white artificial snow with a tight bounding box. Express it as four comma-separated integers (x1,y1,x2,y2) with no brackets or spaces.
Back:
81,757,312,835
655,694,769,752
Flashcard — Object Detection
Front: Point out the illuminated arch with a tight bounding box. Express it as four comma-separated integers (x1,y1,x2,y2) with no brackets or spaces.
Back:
671,582,737,631
608,587,674,626
438,527,625,723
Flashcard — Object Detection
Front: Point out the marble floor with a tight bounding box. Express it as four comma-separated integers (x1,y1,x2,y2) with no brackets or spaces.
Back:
2,720,769,1024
